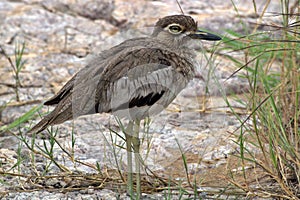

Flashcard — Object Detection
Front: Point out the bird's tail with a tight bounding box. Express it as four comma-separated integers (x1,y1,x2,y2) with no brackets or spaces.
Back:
29,105,73,134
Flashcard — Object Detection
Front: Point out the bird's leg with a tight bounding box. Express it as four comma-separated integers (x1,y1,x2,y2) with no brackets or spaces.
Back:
125,121,134,197
132,119,141,198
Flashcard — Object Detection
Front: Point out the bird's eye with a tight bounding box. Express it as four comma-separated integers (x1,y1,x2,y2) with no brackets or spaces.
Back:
168,25,183,34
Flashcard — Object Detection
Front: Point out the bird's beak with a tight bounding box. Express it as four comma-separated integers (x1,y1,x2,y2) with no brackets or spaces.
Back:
189,30,222,41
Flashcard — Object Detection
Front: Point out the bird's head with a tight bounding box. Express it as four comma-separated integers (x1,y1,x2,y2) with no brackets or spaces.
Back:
152,15,221,47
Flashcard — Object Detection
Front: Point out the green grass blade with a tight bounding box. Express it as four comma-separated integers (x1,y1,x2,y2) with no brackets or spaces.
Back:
0,104,43,132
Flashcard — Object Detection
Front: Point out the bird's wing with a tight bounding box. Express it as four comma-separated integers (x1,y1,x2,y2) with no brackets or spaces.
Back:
92,47,193,120
103,64,188,120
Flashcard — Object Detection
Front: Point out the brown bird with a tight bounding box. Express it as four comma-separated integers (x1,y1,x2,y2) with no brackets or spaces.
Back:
29,15,221,198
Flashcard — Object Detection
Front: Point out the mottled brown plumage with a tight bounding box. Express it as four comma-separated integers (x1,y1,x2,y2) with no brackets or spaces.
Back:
29,15,221,134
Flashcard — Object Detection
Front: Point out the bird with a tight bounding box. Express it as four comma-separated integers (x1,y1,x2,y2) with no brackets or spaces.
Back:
29,14,221,198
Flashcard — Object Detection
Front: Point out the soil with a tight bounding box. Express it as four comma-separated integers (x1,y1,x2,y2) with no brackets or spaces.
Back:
0,0,285,199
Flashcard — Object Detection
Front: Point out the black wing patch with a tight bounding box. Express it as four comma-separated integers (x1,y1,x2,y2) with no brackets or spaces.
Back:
129,91,165,108
113,90,165,111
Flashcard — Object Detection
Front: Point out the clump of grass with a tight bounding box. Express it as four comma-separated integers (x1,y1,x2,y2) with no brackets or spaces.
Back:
13,42,26,102
0,42,26,102
221,1,300,198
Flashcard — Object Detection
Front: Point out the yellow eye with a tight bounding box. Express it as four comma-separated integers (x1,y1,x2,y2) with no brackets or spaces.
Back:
168,25,183,34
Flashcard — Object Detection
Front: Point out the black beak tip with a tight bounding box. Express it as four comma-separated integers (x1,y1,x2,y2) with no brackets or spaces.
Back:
190,31,222,41
207,34,222,41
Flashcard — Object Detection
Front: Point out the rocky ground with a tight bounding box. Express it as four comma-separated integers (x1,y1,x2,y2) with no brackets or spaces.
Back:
0,0,286,199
